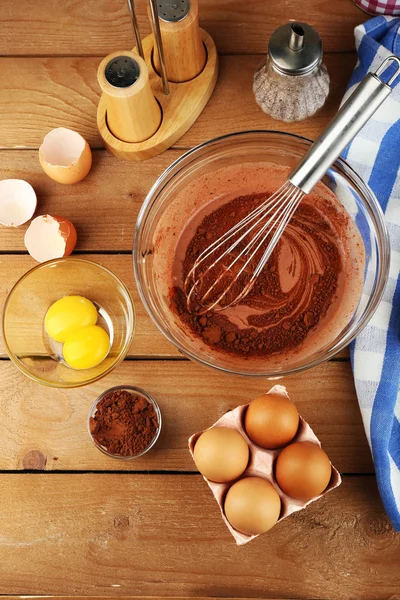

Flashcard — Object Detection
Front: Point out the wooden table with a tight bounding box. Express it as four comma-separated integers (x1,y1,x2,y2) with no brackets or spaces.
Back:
0,1,399,599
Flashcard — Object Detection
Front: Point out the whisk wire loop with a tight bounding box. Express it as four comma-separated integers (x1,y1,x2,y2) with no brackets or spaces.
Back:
185,181,304,313
186,180,294,283
206,186,304,309
198,184,294,301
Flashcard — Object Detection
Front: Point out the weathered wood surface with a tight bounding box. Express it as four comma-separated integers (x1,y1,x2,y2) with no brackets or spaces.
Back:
0,54,355,150
0,1,395,597
0,475,397,599
0,150,180,251
0,254,179,358
0,0,365,56
0,598,302,600
0,254,350,360
0,359,370,473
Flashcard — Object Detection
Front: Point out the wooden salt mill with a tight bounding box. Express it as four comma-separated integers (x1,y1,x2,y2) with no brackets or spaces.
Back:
96,0,218,161
152,0,206,82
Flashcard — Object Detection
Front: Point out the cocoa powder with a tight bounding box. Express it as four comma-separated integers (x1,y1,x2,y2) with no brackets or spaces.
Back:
170,192,343,359
89,389,159,457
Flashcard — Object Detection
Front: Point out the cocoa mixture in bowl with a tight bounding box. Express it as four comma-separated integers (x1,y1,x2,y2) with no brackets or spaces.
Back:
171,194,345,358
152,161,365,371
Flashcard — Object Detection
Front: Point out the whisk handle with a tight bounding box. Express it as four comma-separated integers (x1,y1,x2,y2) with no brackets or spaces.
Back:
289,55,400,194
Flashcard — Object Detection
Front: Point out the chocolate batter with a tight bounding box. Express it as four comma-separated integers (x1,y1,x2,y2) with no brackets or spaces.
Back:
151,161,365,368
170,192,343,358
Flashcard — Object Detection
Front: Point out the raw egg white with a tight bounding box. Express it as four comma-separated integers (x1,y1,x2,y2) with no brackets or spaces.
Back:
275,441,332,501
0,179,37,227
45,296,98,343
39,127,92,184
193,427,249,483
224,476,281,535
245,391,299,449
24,214,77,262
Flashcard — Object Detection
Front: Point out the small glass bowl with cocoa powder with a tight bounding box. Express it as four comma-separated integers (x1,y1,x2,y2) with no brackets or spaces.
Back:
88,385,162,459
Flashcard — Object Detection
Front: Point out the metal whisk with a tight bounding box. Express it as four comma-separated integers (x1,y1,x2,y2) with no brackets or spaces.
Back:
185,55,400,314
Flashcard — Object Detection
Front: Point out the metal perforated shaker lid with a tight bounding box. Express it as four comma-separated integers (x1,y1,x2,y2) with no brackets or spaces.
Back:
105,55,140,88
158,0,190,23
268,22,323,76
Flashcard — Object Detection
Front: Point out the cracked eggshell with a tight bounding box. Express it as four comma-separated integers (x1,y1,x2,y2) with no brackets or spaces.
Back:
0,179,37,227
24,215,77,262
39,128,92,184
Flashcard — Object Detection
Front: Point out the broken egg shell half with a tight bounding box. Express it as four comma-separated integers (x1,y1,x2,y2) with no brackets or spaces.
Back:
39,128,92,185
24,215,77,263
0,179,37,227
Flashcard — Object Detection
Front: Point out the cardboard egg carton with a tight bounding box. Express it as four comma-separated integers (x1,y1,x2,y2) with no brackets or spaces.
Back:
188,384,341,545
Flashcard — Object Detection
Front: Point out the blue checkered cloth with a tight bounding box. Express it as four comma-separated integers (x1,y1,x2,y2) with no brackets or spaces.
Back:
340,16,400,530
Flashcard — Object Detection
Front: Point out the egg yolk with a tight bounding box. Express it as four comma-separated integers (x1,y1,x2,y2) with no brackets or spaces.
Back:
63,325,110,370
45,295,98,343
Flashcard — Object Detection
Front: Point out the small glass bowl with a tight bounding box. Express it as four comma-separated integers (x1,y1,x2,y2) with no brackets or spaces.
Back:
2,258,135,388
88,385,162,460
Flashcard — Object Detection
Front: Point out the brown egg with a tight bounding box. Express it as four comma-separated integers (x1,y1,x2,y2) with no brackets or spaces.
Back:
275,441,332,501
193,427,249,483
245,392,299,449
224,476,281,535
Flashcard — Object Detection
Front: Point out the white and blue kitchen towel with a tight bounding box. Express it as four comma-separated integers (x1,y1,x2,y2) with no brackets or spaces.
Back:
340,16,400,530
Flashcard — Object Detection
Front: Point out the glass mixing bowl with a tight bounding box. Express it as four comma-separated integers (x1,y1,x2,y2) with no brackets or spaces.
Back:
133,131,390,377
2,258,135,387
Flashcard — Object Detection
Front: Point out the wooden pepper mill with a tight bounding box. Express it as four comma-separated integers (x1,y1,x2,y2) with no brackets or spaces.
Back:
96,0,218,160
97,51,161,143
151,0,206,82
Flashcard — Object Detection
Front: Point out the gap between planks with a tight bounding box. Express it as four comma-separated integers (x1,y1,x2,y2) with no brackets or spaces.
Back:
0,49,358,59
0,471,375,476
0,359,368,472
0,54,356,151
0,0,366,55
0,597,332,600
0,255,351,360
0,475,396,599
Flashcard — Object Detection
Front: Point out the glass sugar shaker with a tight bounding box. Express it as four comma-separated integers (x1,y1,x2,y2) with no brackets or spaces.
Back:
253,22,330,122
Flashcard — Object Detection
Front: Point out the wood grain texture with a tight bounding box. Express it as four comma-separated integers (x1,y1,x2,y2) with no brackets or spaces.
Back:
0,254,180,358
0,0,365,56
0,2,388,598
0,150,182,252
0,254,349,360
0,359,370,472
0,475,397,599
0,54,356,149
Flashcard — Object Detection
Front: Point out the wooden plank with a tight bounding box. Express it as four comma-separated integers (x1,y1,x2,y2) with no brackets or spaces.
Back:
0,254,180,358
0,254,349,360
0,150,182,252
0,475,397,598
0,53,355,150
0,598,296,600
0,0,365,56
0,359,370,472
